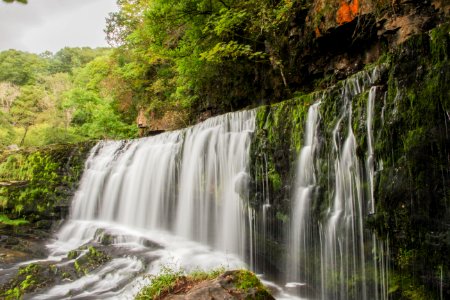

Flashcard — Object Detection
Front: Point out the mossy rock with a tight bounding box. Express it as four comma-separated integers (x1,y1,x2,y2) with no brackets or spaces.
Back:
0,141,95,221
0,263,56,299
136,269,274,300
73,246,111,276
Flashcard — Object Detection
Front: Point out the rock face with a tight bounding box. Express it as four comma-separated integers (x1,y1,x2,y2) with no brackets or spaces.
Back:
249,22,450,299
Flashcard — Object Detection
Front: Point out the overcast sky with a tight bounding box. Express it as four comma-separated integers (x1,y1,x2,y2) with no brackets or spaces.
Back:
0,0,119,54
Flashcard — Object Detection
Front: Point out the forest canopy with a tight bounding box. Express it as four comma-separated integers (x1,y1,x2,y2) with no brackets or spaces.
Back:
0,48,137,148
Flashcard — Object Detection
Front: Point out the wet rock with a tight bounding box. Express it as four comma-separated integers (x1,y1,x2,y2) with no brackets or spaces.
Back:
0,263,56,299
0,223,51,267
0,244,113,299
141,238,162,249
72,246,111,276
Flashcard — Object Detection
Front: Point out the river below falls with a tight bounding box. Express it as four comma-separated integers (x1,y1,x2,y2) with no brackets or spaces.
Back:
1,220,302,300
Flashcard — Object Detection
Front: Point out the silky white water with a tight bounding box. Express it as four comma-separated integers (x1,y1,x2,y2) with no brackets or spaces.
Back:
71,110,254,256
320,71,389,300
287,69,388,299
28,110,262,299
287,101,321,285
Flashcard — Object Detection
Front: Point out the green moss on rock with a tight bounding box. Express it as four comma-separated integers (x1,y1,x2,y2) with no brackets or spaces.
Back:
0,141,95,221
136,269,274,300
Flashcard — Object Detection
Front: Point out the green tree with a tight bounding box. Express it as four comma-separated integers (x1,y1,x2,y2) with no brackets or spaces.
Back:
10,86,46,146
2,0,27,3
0,110,15,147
48,47,109,74
0,50,47,85
63,88,135,139
104,0,299,121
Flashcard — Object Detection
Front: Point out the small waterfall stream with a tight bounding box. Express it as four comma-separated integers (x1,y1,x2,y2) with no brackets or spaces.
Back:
287,102,321,286
287,70,389,299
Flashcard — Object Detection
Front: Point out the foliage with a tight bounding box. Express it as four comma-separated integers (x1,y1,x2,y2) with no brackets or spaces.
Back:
102,0,305,123
0,142,94,219
135,266,183,299
2,0,27,3
48,47,110,74
0,263,44,299
0,81,20,112
72,246,111,276
0,0,314,145
135,268,272,299
0,214,29,226
0,47,138,148
0,50,47,85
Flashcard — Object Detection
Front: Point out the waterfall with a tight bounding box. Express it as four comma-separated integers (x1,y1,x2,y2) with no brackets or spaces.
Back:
175,111,254,257
67,110,255,258
17,68,392,300
287,70,389,299
71,132,182,229
287,101,321,287
33,110,256,299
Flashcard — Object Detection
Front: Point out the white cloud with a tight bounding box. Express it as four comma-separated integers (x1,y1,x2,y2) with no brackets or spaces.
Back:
0,0,118,53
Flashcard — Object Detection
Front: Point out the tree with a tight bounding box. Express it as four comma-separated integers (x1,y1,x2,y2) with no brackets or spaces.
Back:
48,47,110,74
62,87,135,139
0,50,47,85
0,82,20,112
0,110,15,147
10,86,46,146
103,0,300,121
2,0,27,3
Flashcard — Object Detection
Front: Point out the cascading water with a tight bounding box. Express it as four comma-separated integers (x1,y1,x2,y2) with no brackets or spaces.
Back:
69,110,254,255
175,111,254,256
287,101,321,287
321,78,368,300
30,110,259,299
287,69,389,300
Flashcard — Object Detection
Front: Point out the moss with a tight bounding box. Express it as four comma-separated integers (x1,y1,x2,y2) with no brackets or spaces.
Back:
388,272,435,300
235,270,272,299
74,260,83,276
0,263,50,299
0,247,110,299
0,141,95,220
373,23,450,298
248,22,450,297
67,249,80,260
73,246,110,276
135,269,272,300
275,211,289,223
135,267,185,300
0,214,28,226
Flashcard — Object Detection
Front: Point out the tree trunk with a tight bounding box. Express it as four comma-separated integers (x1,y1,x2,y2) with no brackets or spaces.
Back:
20,126,29,146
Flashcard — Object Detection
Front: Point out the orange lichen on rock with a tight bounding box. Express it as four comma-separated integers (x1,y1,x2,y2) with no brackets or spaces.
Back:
336,0,359,25
315,26,322,37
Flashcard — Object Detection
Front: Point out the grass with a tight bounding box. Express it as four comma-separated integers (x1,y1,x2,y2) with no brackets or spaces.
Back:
135,267,225,300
